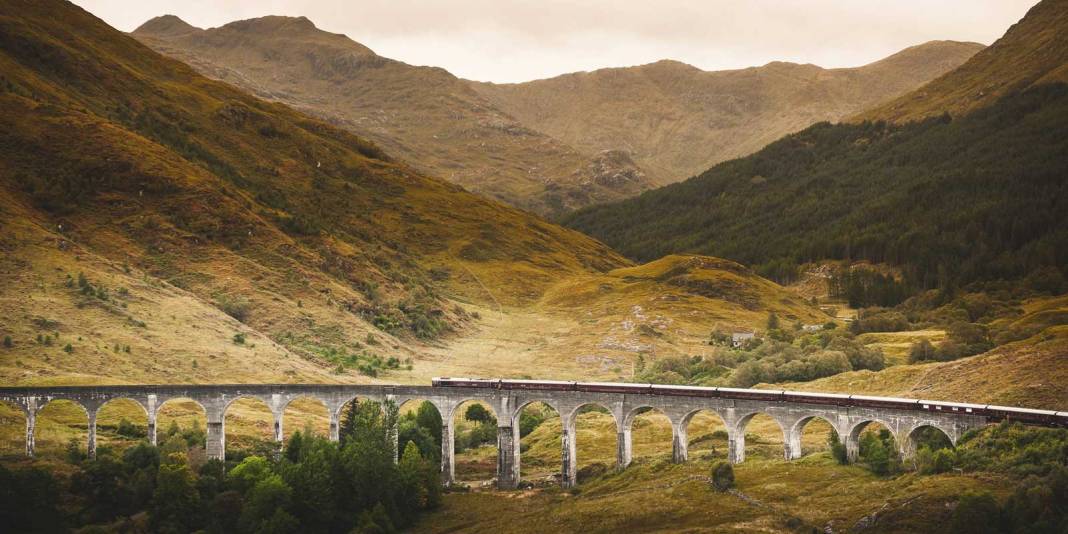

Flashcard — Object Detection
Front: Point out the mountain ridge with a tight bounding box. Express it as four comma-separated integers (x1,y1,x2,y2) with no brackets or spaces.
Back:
469,39,983,185
132,14,654,217
858,0,1068,123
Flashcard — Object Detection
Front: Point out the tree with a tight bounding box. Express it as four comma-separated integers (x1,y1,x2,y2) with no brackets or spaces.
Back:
909,339,936,363
464,403,493,424
949,491,1002,534
415,401,443,446
239,473,297,534
766,312,780,331
151,462,201,533
0,465,64,533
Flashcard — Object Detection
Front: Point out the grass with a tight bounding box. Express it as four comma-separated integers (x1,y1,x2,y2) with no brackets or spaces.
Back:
857,329,946,365
418,452,1007,533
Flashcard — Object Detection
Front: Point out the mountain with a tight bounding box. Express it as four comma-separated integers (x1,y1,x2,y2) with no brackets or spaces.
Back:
859,0,1068,123
0,0,635,384
562,1,1068,292
0,0,829,387
469,41,983,185
131,15,653,217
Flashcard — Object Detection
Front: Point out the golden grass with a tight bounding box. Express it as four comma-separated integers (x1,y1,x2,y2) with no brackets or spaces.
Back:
416,455,1006,533
857,329,946,365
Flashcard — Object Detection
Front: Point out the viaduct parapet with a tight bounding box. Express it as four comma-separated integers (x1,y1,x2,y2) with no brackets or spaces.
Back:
0,383,1012,489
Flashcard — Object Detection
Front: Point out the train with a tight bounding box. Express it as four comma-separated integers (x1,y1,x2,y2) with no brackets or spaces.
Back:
431,377,1068,428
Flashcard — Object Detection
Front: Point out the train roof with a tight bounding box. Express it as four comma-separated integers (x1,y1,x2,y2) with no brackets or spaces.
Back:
783,390,851,399
717,387,784,396
986,404,1060,416
649,384,717,394
848,394,919,405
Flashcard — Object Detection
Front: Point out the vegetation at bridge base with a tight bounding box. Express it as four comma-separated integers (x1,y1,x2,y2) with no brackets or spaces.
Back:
0,399,443,533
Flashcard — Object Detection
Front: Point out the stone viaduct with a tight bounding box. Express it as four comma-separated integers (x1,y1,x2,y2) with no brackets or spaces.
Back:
0,383,992,489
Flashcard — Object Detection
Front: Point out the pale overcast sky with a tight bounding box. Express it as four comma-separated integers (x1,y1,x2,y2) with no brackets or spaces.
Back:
74,0,1037,83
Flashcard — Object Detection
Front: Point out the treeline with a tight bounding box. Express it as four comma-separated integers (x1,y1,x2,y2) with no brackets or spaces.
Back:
637,318,884,388
563,84,1068,294
0,400,443,533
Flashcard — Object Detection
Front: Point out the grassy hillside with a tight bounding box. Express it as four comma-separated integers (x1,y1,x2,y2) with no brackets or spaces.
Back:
563,82,1068,291
859,0,1068,123
131,15,654,217
471,41,981,186
0,0,637,387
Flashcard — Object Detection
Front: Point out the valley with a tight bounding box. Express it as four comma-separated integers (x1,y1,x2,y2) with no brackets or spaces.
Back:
0,0,1066,532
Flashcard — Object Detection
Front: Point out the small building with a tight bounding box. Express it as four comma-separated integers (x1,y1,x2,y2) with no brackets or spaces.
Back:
802,324,823,332
731,332,755,348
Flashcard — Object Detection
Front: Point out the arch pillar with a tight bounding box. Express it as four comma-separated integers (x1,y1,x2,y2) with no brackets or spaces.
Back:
25,397,36,458
728,430,745,464
87,409,98,459
617,424,632,470
441,416,455,486
205,404,225,461
724,408,745,464
147,394,158,446
672,418,688,464
561,414,577,488
497,423,520,489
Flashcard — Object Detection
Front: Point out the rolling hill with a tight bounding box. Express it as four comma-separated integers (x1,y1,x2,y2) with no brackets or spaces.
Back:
0,0,831,388
0,0,636,385
131,15,654,217
470,41,982,185
859,0,1068,123
562,0,1068,293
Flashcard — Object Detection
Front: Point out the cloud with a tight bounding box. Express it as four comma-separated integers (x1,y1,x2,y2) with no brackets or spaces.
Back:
76,0,1036,82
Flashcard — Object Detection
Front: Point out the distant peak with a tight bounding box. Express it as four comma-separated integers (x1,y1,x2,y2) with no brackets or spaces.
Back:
132,15,201,37
220,15,320,34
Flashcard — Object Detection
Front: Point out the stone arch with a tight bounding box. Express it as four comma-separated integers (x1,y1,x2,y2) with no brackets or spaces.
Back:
33,398,89,458
95,397,150,447
731,411,786,464
395,397,446,463
622,405,674,463
561,401,621,488
0,399,28,456
334,394,388,421
511,400,562,485
154,397,208,452
846,419,900,465
224,395,278,453
902,423,955,461
281,395,330,441
787,415,840,460
679,408,730,462
450,398,500,483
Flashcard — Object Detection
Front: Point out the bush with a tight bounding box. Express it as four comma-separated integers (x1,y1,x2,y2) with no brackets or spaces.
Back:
949,491,1003,534
116,418,146,439
232,332,246,345
2,335,11,348
710,461,735,491
828,430,848,465
215,294,252,323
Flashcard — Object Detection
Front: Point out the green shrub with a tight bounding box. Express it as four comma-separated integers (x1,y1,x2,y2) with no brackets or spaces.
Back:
949,491,1002,534
2,335,11,348
232,333,246,345
710,461,735,491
